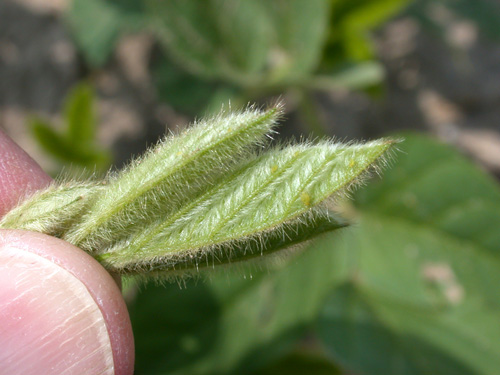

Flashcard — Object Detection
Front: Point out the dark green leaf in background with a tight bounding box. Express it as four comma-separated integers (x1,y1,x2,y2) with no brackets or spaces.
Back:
145,0,332,87
316,133,500,375
129,234,349,375
67,0,412,116
253,351,341,375
31,118,71,161
408,0,500,42
319,284,480,375
67,0,123,67
31,118,106,167
152,54,239,116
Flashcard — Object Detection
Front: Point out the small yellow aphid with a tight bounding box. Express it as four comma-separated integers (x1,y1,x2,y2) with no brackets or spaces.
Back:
300,192,311,207
176,151,183,156
270,165,278,173
348,160,357,168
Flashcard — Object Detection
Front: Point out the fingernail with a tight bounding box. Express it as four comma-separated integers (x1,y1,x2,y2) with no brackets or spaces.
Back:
0,230,134,375
0,245,114,374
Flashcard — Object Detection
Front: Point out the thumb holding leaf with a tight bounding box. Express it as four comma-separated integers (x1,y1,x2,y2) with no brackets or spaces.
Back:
0,130,134,375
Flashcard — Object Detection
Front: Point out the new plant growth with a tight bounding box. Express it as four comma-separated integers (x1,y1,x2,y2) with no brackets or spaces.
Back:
0,104,396,278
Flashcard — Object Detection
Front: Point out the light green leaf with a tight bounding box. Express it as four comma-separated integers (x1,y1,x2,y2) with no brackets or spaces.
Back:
0,182,103,236
324,0,411,62
316,133,500,375
64,106,283,253
97,138,394,275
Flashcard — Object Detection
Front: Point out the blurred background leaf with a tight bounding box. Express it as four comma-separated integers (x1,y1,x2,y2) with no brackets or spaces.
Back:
315,133,500,375
408,0,500,42
4,0,500,373
67,0,411,117
29,82,111,175
252,351,342,375
322,0,410,63
128,232,349,375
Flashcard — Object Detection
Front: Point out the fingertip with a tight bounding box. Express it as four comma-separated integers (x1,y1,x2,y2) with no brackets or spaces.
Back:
0,230,134,375
0,130,52,217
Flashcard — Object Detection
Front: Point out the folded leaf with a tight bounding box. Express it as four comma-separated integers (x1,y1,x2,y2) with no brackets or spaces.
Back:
97,139,395,275
2,104,397,279
64,105,282,252
0,182,103,236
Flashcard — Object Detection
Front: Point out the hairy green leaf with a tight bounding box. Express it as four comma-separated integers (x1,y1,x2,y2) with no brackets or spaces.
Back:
0,182,103,236
8,105,396,279
64,106,283,252
97,138,394,275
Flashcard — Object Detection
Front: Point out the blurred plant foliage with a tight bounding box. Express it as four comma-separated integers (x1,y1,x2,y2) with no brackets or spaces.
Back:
67,0,411,115
62,1,500,374
126,133,500,375
29,82,111,175
408,0,500,41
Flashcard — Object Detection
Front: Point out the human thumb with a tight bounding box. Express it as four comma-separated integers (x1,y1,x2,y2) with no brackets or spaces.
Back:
0,229,134,375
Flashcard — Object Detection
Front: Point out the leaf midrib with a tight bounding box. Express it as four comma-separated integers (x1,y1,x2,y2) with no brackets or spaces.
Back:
72,109,276,245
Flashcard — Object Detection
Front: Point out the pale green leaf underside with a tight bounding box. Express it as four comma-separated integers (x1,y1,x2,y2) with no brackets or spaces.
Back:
97,139,394,274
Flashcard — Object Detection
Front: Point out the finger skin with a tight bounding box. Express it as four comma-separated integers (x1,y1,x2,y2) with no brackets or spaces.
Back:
0,129,52,217
0,230,135,375
0,131,134,373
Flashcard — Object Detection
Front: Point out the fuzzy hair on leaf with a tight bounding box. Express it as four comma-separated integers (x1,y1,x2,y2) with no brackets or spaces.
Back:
0,181,103,236
0,103,400,280
95,137,397,276
63,104,283,253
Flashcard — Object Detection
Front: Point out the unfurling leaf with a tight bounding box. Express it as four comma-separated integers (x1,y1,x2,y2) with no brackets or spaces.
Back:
0,104,398,278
